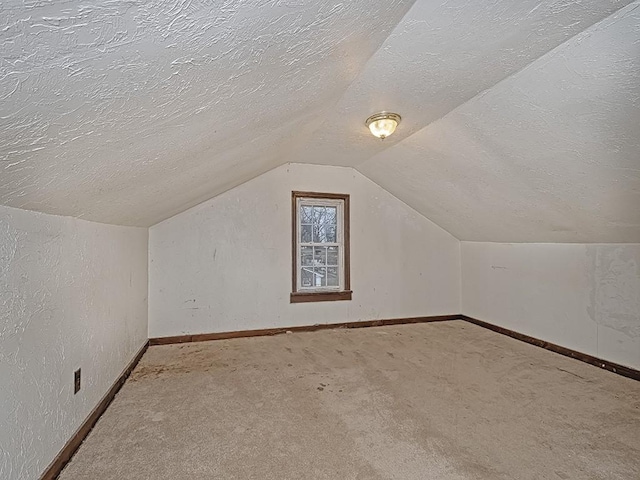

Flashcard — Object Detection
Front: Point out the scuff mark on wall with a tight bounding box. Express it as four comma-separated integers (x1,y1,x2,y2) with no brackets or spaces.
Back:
587,245,640,339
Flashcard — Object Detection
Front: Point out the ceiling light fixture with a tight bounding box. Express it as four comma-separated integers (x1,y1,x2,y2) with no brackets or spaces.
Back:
365,111,401,140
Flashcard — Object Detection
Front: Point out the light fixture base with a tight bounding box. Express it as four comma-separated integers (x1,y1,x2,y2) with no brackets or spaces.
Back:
365,112,401,139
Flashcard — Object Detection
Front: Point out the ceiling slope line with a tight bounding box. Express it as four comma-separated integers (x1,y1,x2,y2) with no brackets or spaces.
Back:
281,0,419,163
147,160,286,228
0,0,420,226
151,1,419,228
349,164,461,240
354,0,638,168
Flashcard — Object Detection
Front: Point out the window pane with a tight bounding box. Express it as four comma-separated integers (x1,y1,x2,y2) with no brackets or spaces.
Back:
325,225,336,243
301,205,313,224
314,267,326,287
312,206,325,242
327,246,338,266
313,207,325,243
313,246,327,265
301,246,313,266
313,206,325,226
308,205,339,243
325,206,337,225
301,224,312,243
327,267,339,287
301,268,313,287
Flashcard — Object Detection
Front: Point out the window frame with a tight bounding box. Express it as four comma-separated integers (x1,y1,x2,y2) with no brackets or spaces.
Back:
290,191,351,303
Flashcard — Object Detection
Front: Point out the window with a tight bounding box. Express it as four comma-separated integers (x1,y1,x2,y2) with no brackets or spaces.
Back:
291,191,351,303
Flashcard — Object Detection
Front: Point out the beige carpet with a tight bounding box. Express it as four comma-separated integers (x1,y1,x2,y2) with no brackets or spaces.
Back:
59,321,640,479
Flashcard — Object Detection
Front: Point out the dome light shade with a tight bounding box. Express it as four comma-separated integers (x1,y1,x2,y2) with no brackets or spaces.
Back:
365,112,401,139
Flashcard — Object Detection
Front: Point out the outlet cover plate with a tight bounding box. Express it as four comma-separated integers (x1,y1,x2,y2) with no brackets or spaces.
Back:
74,368,81,394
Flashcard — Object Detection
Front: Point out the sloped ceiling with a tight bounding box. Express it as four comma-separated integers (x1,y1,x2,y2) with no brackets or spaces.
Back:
1,0,639,242
358,1,640,242
0,0,415,224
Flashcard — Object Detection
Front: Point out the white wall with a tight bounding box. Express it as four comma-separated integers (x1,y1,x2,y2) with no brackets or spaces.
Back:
149,163,460,338
0,206,148,480
462,242,640,370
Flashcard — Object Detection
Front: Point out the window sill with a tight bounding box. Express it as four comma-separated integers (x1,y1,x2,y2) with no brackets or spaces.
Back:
290,290,352,303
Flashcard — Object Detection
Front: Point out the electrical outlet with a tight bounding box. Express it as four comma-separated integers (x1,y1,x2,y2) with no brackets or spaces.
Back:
74,368,81,394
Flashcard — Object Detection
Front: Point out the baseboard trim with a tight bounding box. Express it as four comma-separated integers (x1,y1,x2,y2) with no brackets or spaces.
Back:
149,315,639,381
40,341,150,480
460,315,640,382
36,315,638,478
149,315,459,345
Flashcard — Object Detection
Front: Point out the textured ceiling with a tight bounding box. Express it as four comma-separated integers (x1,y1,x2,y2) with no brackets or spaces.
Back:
359,1,640,242
1,0,639,242
0,0,414,225
296,0,632,168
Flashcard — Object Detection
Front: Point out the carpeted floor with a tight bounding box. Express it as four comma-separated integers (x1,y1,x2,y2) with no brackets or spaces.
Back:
59,321,640,479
